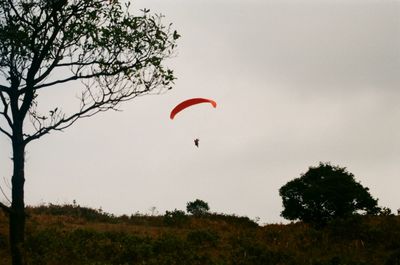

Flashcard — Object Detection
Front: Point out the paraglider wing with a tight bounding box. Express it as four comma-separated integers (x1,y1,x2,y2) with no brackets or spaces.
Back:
170,98,217,119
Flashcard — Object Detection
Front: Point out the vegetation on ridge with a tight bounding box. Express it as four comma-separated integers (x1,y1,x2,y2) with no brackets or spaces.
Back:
1,203,400,265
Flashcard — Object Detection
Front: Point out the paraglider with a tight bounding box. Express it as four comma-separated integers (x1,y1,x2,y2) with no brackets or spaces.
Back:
170,98,217,120
170,98,217,148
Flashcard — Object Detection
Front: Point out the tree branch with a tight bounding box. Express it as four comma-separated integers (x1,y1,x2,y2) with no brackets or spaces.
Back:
0,84,9,92
19,6,66,118
0,126,12,139
32,65,136,90
32,43,65,85
0,91,13,139
7,0,35,28
24,86,141,144
0,91,13,128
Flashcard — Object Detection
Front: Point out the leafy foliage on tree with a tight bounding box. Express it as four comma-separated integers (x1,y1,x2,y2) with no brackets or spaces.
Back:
279,162,380,226
186,199,210,216
0,0,179,264
163,209,189,227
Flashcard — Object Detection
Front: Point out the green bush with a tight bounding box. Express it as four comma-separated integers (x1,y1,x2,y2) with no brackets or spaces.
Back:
163,209,189,227
186,199,210,216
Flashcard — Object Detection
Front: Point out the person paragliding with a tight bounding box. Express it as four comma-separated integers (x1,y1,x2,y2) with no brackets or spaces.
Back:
170,98,217,148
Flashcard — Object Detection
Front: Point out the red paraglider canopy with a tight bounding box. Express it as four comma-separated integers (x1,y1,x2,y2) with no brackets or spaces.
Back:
170,98,217,119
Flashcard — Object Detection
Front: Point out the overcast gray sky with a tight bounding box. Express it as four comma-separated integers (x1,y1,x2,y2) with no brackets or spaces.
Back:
1,0,400,223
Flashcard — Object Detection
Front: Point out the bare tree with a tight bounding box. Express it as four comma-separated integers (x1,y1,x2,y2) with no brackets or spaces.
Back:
0,0,179,264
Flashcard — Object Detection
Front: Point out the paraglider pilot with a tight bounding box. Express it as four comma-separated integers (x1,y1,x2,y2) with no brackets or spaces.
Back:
194,138,199,147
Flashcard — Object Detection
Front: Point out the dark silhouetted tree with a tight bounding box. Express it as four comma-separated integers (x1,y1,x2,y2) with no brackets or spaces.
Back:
186,199,210,216
279,162,380,226
0,1,179,264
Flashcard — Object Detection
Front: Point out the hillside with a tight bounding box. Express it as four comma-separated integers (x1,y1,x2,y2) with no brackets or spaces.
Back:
1,204,400,265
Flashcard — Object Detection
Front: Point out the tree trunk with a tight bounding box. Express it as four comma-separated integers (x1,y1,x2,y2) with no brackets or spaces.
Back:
10,129,26,265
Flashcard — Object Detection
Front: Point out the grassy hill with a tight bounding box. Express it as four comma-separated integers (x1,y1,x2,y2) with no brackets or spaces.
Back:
1,204,400,265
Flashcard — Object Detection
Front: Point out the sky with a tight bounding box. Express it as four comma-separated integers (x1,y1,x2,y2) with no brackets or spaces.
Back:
1,0,400,224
